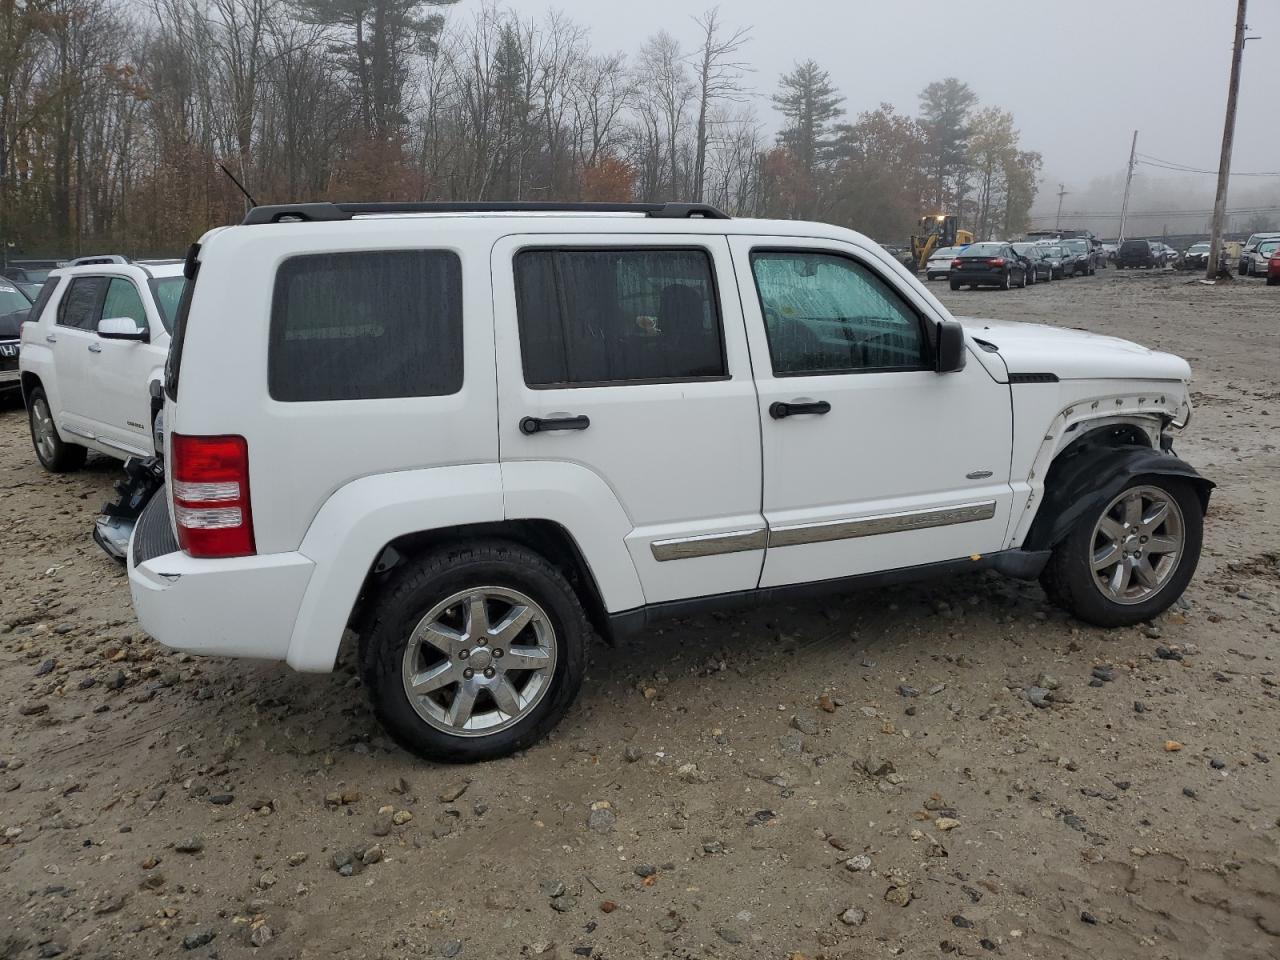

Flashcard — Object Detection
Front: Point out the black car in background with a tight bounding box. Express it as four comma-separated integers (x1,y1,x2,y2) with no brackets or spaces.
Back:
949,242,1027,290
1035,244,1073,279
0,278,33,401
1115,239,1160,269
1011,243,1054,284
1059,238,1095,276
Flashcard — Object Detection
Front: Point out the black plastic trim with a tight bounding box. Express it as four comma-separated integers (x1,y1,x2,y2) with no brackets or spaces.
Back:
607,549,1050,638
1008,372,1060,384
1023,443,1213,552
241,201,730,225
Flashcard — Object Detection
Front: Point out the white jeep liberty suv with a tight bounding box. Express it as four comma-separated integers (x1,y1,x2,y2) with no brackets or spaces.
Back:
128,201,1211,762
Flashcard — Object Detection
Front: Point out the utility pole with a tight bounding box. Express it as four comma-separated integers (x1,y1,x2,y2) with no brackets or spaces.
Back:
1118,130,1138,243
1207,0,1249,281
1054,184,1068,231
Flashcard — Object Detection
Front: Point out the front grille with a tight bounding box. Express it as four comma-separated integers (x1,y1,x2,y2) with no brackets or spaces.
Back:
132,485,179,565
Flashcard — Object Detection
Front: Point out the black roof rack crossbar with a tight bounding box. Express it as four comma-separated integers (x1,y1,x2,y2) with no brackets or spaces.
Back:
241,201,730,225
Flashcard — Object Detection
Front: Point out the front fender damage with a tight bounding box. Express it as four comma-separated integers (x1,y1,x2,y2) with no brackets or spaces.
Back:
1023,444,1214,553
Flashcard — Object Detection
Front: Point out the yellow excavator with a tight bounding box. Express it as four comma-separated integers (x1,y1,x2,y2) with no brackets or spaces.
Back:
910,215,974,273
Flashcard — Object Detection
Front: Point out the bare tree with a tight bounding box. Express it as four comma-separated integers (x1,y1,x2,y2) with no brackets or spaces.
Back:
689,6,749,202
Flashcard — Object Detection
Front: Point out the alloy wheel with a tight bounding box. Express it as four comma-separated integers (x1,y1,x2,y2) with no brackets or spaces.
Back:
31,398,57,464
1089,486,1185,605
401,586,557,737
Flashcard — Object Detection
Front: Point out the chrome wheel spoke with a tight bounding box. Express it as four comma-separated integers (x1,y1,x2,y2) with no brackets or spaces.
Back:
408,661,456,696
466,594,490,640
1140,501,1169,534
418,622,462,655
491,604,534,645
1146,535,1179,555
1092,541,1121,571
490,678,522,718
1098,516,1125,541
502,645,551,671
1109,561,1132,597
1132,557,1158,589
1122,495,1142,528
447,683,478,728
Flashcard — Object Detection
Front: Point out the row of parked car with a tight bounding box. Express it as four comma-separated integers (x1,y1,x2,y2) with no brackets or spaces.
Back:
6,200,1213,762
924,238,1103,290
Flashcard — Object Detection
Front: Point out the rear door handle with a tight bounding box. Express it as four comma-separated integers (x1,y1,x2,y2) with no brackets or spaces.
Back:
88,343,102,353
520,415,590,435
770,399,831,419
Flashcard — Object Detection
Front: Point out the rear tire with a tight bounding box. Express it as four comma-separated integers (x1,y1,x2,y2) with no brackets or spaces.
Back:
1041,476,1203,628
361,540,590,763
27,387,86,473
1001,272,1011,291
949,280,961,291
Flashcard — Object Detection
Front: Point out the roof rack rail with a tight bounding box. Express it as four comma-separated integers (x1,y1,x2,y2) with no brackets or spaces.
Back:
67,254,131,266
241,201,730,226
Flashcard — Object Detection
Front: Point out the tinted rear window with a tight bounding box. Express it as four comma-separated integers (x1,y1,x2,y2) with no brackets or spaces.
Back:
268,250,463,402
57,276,109,329
959,243,1005,257
514,248,726,387
1120,240,1149,252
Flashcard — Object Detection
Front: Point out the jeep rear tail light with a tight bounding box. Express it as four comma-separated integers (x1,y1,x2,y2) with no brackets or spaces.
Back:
171,434,255,558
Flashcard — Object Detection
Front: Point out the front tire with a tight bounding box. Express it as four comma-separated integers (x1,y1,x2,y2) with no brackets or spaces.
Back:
1041,477,1203,628
27,387,86,473
361,541,590,762
949,280,961,291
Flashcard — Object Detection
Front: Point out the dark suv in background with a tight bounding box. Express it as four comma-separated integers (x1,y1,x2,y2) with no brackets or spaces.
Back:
1115,239,1160,270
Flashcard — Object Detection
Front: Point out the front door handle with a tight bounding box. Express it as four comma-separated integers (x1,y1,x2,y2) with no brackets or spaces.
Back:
88,343,102,353
45,334,57,344
520,414,590,435
770,399,831,419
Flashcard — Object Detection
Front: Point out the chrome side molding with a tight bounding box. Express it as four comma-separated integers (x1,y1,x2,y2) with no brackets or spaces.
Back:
650,528,768,562
649,501,998,561
768,501,997,549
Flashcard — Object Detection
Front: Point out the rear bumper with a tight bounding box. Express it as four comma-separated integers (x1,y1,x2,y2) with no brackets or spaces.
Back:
128,494,314,662
952,269,1006,284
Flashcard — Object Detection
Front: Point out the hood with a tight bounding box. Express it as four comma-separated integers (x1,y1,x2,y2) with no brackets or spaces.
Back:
957,317,1191,382
0,308,27,339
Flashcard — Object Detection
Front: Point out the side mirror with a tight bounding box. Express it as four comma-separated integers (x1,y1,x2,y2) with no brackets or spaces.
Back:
98,316,148,342
935,320,967,374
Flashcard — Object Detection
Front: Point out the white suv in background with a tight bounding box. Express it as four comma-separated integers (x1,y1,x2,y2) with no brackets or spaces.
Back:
19,260,185,470
128,201,1211,763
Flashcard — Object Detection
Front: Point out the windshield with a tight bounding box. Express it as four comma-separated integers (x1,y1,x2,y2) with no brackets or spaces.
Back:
1011,243,1038,255
1063,240,1088,253
959,243,1006,257
1189,243,1210,253
149,276,187,333
1259,240,1280,256
0,279,32,315
1044,246,1063,257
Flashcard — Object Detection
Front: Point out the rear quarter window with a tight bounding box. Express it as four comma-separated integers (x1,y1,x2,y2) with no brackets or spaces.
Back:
268,250,463,402
25,277,60,326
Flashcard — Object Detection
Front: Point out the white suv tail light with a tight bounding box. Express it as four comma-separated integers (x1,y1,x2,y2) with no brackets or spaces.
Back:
170,434,256,558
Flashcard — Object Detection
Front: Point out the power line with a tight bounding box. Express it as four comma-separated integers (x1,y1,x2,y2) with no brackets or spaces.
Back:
1135,153,1280,177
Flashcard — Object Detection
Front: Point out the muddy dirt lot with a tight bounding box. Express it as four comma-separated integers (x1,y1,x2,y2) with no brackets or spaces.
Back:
2,270,1278,960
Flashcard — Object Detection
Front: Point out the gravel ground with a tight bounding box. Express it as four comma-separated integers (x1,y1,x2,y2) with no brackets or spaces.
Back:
1,269,1278,960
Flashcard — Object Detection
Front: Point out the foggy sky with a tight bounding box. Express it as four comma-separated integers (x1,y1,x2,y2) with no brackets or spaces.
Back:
497,0,1279,227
